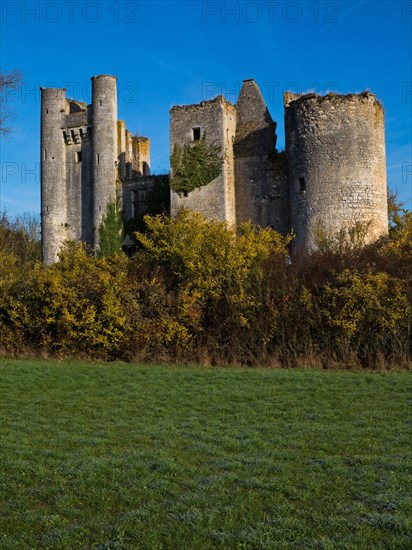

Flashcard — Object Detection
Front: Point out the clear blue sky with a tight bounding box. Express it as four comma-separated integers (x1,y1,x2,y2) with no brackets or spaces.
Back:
1,0,411,216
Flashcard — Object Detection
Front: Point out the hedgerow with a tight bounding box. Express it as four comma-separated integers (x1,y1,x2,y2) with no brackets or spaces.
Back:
0,208,410,368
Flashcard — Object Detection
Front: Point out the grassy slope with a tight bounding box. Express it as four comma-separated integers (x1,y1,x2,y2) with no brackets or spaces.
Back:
0,360,411,549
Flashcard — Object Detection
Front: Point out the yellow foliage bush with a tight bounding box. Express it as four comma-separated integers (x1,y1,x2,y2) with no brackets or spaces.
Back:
23,243,131,358
133,209,291,360
0,207,410,367
318,270,411,362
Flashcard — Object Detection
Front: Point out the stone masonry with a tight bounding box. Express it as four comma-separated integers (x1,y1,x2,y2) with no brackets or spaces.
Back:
170,80,388,250
40,76,388,262
40,75,151,264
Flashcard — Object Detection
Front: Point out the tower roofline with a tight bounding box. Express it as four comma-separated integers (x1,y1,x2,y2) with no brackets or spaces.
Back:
40,86,67,91
91,74,117,80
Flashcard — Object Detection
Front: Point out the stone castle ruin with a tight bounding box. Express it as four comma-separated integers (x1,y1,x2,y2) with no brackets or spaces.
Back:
40,75,388,263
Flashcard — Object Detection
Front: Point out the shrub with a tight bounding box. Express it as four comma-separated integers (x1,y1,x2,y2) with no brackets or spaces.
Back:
23,243,131,358
170,134,223,195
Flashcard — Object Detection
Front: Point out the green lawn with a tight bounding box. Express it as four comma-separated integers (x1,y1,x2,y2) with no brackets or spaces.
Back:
0,360,411,549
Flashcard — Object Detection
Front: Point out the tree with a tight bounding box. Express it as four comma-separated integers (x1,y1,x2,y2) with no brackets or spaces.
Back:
170,134,223,195
97,197,124,258
0,70,22,135
0,210,40,264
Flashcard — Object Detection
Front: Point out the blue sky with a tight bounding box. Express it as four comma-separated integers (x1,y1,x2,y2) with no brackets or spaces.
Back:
1,0,411,216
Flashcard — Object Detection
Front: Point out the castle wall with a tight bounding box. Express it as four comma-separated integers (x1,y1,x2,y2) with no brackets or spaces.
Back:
117,120,127,179
234,79,290,234
259,152,290,234
285,92,388,251
132,136,150,176
170,96,236,224
63,102,93,245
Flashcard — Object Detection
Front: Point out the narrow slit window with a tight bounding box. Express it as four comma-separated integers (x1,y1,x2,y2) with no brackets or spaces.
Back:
299,177,306,193
45,108,48,114
97,154,100,164
44,150,47,160
100,100,103,106
192,127,201,141
76,151,82,162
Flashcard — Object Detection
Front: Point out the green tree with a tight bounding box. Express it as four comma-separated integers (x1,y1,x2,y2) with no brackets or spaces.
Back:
170,134,223,195
98,197,124,258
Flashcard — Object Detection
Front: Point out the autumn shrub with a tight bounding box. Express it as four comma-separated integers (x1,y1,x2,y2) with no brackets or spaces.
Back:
131,209,292,362
21,243,132,358
0,207,411,367
0,250,28,352
170,134,223,195
313,270,411,365
0,212,40,353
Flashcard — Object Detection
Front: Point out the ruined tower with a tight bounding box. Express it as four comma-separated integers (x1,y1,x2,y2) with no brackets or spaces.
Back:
169,84,388,248
285,91,388,251
170,95,237,224
40,75,151,263
41,75,389,262
40,87,67,265
91,75,118,247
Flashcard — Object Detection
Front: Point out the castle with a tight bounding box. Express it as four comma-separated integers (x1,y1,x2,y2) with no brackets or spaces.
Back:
40,75,388,263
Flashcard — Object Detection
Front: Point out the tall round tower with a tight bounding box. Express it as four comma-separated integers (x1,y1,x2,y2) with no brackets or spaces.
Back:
91,75,118,249
285,92,388,251
40,86,67,264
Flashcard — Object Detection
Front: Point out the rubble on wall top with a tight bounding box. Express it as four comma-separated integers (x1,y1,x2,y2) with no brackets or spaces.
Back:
170,94,235,112
284,90,381,108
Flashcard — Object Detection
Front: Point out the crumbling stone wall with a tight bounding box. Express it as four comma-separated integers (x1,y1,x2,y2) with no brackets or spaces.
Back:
170,96,237,224
234,79,290,234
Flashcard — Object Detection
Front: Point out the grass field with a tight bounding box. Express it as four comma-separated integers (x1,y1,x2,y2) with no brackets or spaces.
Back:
0,360,411,549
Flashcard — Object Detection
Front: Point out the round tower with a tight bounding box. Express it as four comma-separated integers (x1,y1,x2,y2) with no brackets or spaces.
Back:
91,75,118,249
285,92,388,251
40,86,67,264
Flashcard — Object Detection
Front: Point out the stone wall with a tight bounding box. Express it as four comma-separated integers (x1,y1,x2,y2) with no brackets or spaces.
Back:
234,79,289,233
170,96,236,224
64,103,92,245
